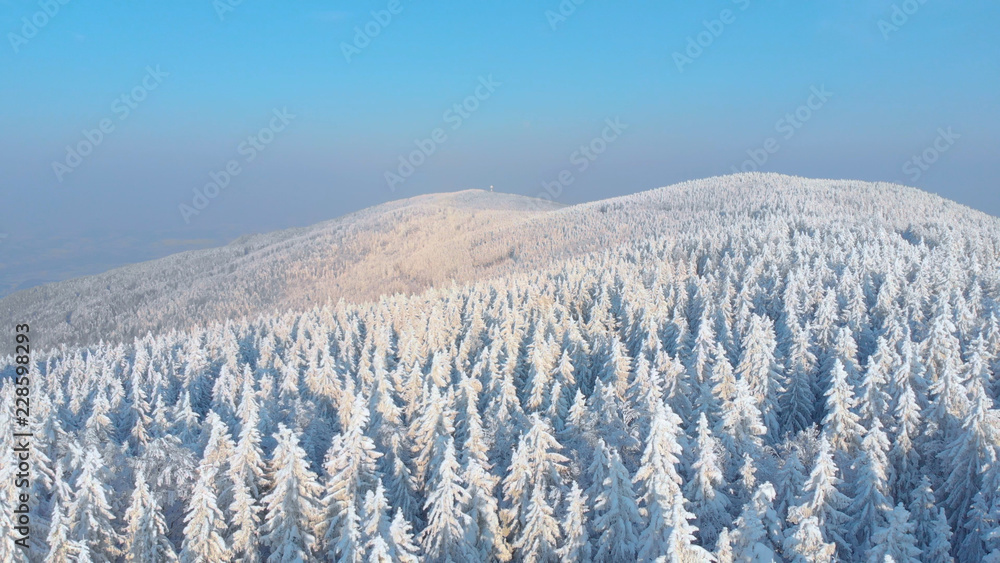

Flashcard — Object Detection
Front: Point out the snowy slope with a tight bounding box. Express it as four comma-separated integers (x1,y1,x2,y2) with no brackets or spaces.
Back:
2,172,998,351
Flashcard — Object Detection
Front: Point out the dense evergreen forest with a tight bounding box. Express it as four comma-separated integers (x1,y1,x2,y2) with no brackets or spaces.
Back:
3,174,1000,561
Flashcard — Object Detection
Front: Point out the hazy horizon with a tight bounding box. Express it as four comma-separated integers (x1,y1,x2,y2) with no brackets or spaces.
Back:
2,0,998,294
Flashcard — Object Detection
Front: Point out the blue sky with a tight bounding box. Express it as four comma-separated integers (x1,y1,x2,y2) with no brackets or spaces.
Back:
1,0,998,292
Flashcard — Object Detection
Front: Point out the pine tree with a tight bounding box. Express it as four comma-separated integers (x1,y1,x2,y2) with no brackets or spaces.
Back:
361,482,398,562
319,396,381,559
780,320,818,434
888,377,922,500
634,402,685,513
201,412,237,516
858,336,894,426
332,501,363,563
232,377,266,499
711,343,738,407
774,444,807,521
907,476,937,550
464,456,508,561
715,527,734,563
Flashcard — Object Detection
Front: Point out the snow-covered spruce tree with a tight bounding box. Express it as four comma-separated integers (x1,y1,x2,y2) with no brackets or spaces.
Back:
67,447,123,562
44,496,73,563
735,314,783,438
866,503,921,563
558,482,591,562
684,412,730,549
731,482,783,562
228,474,261,562
718,378,766,479
383,509,420,563
361,481,401,561
513,481,562,563
592,448,642,562
420,436,476,562
780,319,819,435
821,359,864,461
925,508,956,563
201,412,237,516
788,437,851,557
260,425,322,562
319,395,381,559
501,414,569,550
774,442,807,522
783,515,836,563
888,370,923,502
232,374,266,499
858,336,894,427
180,460,230,562
124,470,177,562
660,489,715,562
464,448,508,561
939,380,997,539
848,418,893,549
633,402,685,523
957,491,992,562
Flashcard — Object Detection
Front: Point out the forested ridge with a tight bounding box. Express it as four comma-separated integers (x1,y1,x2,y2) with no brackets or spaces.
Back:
3,172,997,352
3,174,1000,561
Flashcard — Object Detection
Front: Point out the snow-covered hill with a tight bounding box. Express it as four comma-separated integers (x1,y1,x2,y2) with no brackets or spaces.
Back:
2,172,1000,561
3,173,998,352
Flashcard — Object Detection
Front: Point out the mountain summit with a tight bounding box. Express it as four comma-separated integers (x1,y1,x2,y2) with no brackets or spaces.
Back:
2,173,996,350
